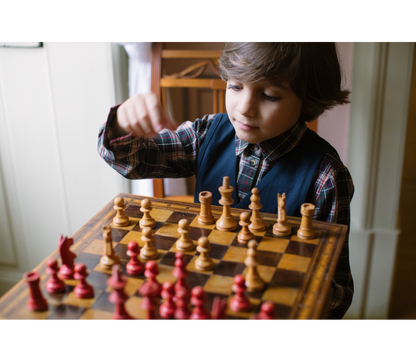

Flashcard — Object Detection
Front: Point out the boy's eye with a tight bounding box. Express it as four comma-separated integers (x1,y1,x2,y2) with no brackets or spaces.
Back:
263,93,281,102
227,84,242,91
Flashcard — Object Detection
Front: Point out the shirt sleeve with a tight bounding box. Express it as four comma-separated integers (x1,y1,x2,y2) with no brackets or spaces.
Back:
97,106,216,180
307,149,355,319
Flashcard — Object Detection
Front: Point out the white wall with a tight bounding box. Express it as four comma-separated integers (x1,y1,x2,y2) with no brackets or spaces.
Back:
345,43,413,319
0,43,129,295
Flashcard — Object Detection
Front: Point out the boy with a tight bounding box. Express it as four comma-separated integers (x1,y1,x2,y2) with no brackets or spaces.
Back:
98,43,354,319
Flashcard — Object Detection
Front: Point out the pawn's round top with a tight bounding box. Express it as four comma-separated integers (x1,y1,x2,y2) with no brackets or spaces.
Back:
127,241,140,254
178,219,189,231
141,199,151,209
190,286,206,304
197,236,210,249
260,301,275,315
47,259,58,270
145,260,159,275
234,274,246,287
248,239,257,249
114,197,125,207
74,263,88,279
240,212,250,223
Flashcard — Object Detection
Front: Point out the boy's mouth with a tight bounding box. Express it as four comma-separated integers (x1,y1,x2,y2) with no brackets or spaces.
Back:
237,121,257,131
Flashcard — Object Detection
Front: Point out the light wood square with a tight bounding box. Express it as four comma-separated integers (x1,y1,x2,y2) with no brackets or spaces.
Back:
290,231,321,245
262,285,299,306
169,242,198,256
277,254,311,273
203,274,234,295
83,239,118,256
208,229,237,246
156,264,176,284
110,217,140,231
62,290,101,308
242,264,276,283
80,309,113,320
119,230,143,246
156,222,181,238
125,296,147,319
189,217,217,230
149,208,173,222
257,236,289,253
222,246,247,263
186,256,219,275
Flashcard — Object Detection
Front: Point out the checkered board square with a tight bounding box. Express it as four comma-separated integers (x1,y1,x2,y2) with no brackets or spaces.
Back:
0,193,348,320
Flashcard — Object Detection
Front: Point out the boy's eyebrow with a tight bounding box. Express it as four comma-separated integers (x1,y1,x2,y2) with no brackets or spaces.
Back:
269,83,289,91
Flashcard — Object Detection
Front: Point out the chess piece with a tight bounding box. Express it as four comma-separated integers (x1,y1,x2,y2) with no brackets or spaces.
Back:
248,188,266,232
174,287,191,319
195,236,214,271
254,301,276,319
273,193,292,236
173,252,190,294
58,235,76,279
23,271,48,312
46,259,66,294
211,296,227,319
297,203,315,240
216,176,238,231
108,264,133,319
198,191,214,225
140,227,158,260
100,226,121,270
159,281,176,319
230,274,251,312
113,197,129,227
138,282,159,319
74,263,94,299
143,260,162,294
140,199,156,229
244,240,265,292
237,212,255,245
176,219,194,251
190,286,211,319
126,241,144,275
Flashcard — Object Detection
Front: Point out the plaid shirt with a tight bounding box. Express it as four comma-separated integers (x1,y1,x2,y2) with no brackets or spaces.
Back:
98,106,354,319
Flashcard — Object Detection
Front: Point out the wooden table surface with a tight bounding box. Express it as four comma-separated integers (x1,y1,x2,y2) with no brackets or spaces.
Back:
0,193,347,319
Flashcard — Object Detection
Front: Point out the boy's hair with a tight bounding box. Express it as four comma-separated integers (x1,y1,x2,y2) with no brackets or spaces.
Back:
218,42,350,122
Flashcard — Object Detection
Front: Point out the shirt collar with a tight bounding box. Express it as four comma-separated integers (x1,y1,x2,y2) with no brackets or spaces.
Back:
235,121,307,161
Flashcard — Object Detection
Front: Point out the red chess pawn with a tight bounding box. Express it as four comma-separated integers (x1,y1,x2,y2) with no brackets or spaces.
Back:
126,241,144,275
254,302,276,319
230,274,251,312
174,287,191,320
46,259,66,294
143,260,162,295
190,286,210,320
74,263,94,299
108,264,133,320
159,281,176,319
173,252,189,295
23,271,48,312
139,280,160,319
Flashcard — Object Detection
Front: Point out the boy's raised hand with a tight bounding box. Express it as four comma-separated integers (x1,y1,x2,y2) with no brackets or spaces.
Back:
110,92,177,140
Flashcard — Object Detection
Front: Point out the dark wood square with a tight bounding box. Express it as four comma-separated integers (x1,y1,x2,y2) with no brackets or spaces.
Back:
87,270,110,290
186,271,211,289
76,252,102,272
153,235,177,250
124,204,143,218
187,226,212,241
213,261,246,277
159,252,194,267
166,212,196,224
195,243,229,260
101,228,129,243
285,240,316,258
90,291,113,313
256,250,282,267
114,243,128,260
270,269,304,288
47,304,87,319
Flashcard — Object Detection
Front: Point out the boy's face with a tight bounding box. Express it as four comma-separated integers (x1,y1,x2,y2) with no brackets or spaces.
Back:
226,79,303,144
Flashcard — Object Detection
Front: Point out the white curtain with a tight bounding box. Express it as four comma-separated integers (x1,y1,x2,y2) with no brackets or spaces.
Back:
119,42,187,197
118,42,153,196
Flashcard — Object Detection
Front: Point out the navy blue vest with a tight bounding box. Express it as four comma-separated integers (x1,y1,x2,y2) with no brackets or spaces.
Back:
194,113,334,217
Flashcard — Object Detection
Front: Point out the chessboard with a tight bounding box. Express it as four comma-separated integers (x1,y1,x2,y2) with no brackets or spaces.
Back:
0,192,347,320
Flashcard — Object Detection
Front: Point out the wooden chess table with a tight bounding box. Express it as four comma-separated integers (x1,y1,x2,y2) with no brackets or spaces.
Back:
0,193,347,319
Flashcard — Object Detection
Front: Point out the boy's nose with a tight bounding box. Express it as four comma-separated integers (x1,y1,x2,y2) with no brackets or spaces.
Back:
236,93,257,117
